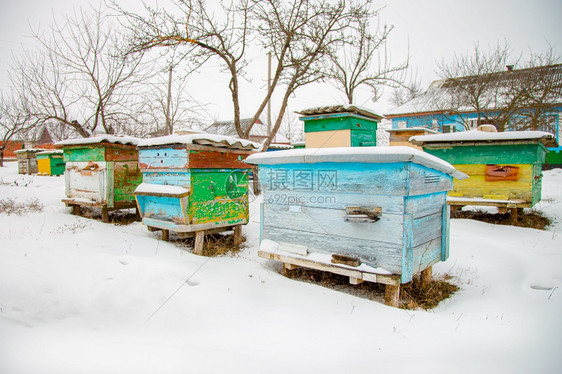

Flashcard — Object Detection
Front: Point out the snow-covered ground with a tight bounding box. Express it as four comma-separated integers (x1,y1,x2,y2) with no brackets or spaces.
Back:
0,161,561,374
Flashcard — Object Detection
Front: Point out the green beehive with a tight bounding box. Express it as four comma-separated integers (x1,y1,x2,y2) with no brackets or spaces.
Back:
297,105,382,148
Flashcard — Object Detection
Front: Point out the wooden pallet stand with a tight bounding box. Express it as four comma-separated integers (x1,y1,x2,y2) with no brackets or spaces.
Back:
151,224,243,254
448,196,526,224
259,249,403,307
64,199,137,223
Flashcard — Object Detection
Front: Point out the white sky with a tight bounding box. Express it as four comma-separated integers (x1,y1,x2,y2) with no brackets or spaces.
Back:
1,0,561,123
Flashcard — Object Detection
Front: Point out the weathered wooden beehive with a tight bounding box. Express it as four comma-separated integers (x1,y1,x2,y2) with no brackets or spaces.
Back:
135,134,259,253
245,146,466,307
410,126,558,218
55,135,142,222
15,148,45,174
36,149,65,176
298,105,381,148
386,127,439,150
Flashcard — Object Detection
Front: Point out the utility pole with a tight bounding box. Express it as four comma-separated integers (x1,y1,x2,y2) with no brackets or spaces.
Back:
267,51,272,136
165,65,173,134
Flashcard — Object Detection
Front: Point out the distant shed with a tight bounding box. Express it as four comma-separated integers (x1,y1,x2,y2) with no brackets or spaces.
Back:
297,105,382,148
14,148,46,174
135,134,259,254
410,126,558,218
36,149,65,176
55,135,142,222
245,146,466,307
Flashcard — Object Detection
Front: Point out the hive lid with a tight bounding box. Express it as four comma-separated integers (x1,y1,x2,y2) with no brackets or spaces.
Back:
137,134,260,151
55,134,141,147
296,104,383,121
244,146,468,179
410,129,558,147
36,149,64,156
14,148,48,154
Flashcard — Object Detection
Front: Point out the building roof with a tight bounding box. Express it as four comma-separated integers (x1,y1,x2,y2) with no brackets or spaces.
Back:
386,64,562,118
296,104,383,121
204,118,290,144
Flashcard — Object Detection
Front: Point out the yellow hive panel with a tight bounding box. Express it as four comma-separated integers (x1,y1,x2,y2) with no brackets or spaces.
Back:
450,163,533,202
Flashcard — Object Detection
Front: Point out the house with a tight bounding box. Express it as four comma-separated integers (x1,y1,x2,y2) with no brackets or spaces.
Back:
385,64,562,146
204,118,290,145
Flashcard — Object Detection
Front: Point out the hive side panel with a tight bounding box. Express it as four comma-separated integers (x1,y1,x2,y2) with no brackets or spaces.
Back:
450,163,533,201
138,147,189,170
408,163,453,196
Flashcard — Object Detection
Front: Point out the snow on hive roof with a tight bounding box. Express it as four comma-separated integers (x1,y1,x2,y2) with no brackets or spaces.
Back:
136,134,260,150
386,127,440,134
55,134,141,147
14,148,48,154
410,129,557,147
204,118,290,144
296,104,383,121
36,149,64,156
244,146,467,179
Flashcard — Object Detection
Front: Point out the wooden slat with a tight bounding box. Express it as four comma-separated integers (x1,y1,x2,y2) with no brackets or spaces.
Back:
258,250,400,286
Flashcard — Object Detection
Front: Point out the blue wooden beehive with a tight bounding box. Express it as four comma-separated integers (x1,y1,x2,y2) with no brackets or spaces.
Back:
134,134,259,254
245,146,467,306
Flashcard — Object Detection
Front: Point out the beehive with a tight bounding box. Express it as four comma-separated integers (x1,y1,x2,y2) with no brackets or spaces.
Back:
245,146,466,306
410,127,558,210
55,135,142,222
298,105,381,148
15,148,45,174
135,134,258,252
36,150,65,176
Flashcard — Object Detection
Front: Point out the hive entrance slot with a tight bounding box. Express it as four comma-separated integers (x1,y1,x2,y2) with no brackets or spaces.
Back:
344,206,382,223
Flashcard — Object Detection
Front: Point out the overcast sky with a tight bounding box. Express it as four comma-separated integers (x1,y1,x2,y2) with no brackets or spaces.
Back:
1,0,561,122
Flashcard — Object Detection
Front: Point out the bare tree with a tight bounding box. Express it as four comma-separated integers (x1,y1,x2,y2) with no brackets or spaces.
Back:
112,0,374,149
0,94,40,166
389,76,423,108
325,6,409,105
435,41,516,131
10,5,148,138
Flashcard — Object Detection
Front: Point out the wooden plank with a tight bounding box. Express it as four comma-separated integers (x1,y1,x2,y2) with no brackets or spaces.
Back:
258,162,409,196
263,203,404,245
262,190,405,214
161,229,170,241
412,237,442,275
408,164,453,196
101,207,109,223
193,230,205,255
138,147,189,170
258,250,400,286
105,147,138,162
233,225,243,246
263,226,403,274
384,283,401,307
405,192,447,218
412,211,442,247
188,149,252,169
421,266,433,289
441,204,450,261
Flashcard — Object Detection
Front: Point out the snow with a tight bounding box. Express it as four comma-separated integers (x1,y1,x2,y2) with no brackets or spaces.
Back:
36,150,64,156
134,183,189,196
13,148,48,154
136,134,260,150
1,161,562,374
410,128,557,145
55,134,141,147
245,146,469,180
